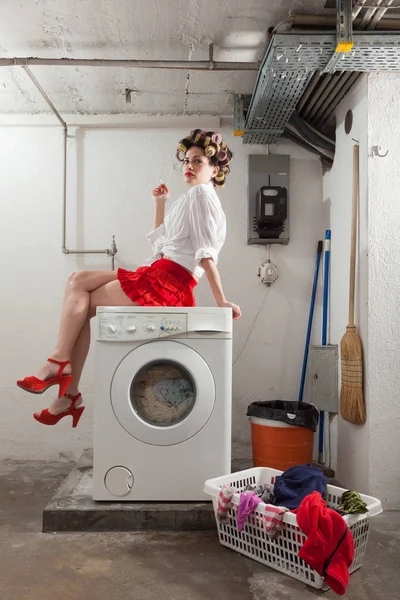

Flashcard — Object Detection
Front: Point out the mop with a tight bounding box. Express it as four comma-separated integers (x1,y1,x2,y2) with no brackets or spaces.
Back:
298,240,323,403
315,230,335,478
298,235,334,477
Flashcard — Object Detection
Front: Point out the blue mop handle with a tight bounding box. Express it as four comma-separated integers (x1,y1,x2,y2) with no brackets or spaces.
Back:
298,240,323,402
319,230,331,458
322,230,331,346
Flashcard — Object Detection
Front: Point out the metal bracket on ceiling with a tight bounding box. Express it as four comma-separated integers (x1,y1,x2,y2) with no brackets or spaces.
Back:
323,0,354,73
233,94,247,136
336,0,354,52
233,95,280,140
208,44,214,70
125,88,138,103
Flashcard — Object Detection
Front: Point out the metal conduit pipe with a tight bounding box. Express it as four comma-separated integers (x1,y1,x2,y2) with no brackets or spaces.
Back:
292,14,400,29
301,75,331,119
357,0,383,30
67,249,115,254
299,118,336,146
21,66,117,266
320,116,336,137
353,0,368,20
289,113,335,150
305,74,341,123
22,65,66,128
297,72,322,113
0,57,259,71
366,1,393,30
318,73,361,131
313,76,351,130
284,127,334,162
312,72,354,125
314,2,387,130
62,122,68,251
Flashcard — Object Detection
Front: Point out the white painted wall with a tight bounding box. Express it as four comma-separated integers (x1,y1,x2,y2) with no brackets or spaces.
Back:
0,116,323,463
324,74,400,509
367,73,400,509
323,77,370,491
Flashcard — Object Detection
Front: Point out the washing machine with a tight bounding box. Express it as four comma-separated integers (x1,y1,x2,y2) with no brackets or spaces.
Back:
93,306,232,501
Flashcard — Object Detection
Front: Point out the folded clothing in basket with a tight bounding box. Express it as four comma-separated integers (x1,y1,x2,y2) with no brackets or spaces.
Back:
294,491,354,596
274,464,328,510
217,487,288,541
237,492,261,531
244,482,274,504
237,493,288,540
337,490,368,514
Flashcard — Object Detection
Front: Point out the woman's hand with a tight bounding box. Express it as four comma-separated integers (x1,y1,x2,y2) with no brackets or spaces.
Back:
152,183,170,203
218,300,241,320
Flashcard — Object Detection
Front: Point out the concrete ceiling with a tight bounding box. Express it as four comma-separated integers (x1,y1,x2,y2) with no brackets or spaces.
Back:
0,0,329,115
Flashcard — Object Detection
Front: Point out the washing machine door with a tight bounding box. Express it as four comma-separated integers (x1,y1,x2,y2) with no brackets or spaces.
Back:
111,340,215,446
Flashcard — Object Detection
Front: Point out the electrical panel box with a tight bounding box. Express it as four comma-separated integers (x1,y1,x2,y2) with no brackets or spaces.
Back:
248,154,290,245
304,345,339,414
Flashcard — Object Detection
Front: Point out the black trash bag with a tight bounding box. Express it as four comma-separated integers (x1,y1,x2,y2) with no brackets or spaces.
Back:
246,400,319,432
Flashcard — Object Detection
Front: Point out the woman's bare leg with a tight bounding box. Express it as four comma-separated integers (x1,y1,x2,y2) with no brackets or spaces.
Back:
46,318,91,413
68,276,139,394
47,280,138,414
66,317,91,395
36,270,120,381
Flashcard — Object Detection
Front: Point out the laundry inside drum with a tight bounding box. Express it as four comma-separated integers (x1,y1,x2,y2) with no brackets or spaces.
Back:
130,360,196,426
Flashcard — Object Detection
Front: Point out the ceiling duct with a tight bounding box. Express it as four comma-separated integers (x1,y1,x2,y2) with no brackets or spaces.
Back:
235,1,398,168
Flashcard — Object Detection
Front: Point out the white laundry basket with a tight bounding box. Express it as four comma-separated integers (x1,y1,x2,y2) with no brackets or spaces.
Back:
204,467,382,591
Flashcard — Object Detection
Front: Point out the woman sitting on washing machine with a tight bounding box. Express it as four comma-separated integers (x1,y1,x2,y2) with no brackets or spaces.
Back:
17,129,241,427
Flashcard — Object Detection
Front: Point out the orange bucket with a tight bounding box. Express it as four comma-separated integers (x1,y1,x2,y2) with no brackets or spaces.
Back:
249,416,314,471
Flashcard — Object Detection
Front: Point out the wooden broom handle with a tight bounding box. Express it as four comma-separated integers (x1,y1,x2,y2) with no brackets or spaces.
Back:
349,144,359,326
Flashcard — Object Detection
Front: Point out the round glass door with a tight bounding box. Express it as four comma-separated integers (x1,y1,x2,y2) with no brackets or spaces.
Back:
130,360,196,427
111,340,215,446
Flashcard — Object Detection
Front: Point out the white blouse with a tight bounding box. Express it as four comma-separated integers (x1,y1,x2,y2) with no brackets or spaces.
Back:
145,183,226,279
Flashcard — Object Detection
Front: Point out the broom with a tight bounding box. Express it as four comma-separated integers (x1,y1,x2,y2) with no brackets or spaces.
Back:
340,144,366,425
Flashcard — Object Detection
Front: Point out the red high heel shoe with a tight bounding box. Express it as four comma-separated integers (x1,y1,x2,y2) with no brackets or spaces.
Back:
33,393,85,427
17,358,72,397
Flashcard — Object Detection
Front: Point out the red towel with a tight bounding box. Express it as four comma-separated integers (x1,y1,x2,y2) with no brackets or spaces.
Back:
294,492,354,596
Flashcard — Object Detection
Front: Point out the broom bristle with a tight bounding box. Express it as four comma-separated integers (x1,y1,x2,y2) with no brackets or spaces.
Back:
340,326,366,425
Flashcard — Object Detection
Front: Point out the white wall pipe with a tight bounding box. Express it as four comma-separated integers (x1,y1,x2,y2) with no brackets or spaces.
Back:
21,66,117,264
0,57,259,71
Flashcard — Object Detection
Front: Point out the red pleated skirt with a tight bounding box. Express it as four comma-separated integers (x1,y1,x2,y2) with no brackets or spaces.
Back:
118,258,197,307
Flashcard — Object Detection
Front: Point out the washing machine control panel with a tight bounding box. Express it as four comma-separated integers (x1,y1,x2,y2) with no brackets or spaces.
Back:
96,313,188,341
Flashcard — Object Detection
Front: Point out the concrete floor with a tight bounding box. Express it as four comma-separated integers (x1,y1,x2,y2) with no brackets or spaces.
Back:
0,461,398,600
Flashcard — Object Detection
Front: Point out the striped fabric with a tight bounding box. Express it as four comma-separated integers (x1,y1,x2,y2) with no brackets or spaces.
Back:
217,486,289,540
217,485,234,523
264,505,289,540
